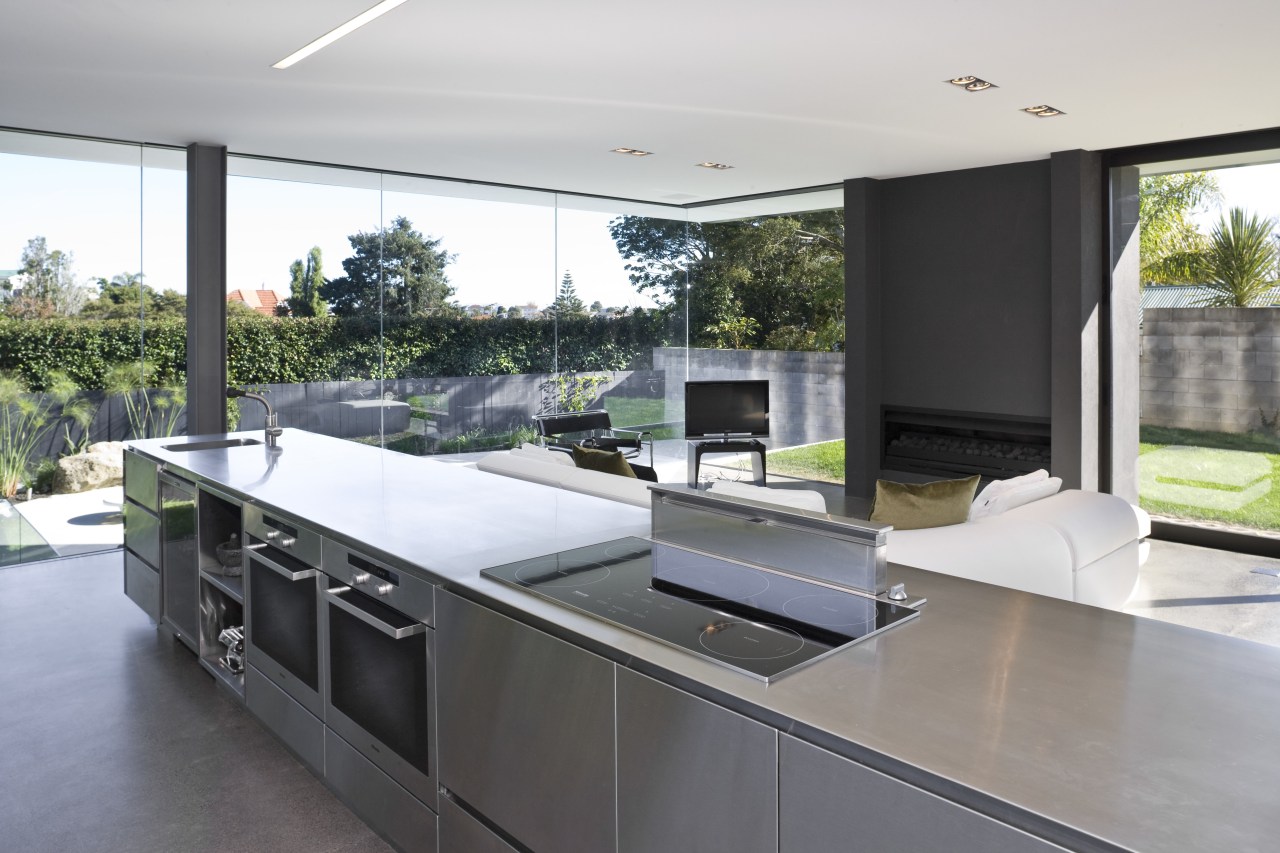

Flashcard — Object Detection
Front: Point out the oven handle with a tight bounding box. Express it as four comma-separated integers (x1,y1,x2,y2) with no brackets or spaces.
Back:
323,587,426,639
249,551,318,582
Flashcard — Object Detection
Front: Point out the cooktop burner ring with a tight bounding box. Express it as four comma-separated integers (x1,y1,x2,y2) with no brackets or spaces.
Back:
514,558,611,588
653,562,772,603
781,593,879,630
697,620,806,660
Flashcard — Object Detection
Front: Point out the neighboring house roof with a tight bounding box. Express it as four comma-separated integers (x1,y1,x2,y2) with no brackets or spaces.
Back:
1140,284,1280,324
227,288,281,316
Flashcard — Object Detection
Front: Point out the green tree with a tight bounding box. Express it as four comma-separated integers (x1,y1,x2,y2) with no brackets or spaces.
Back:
1190,208,1280,307
1139,172,1221,284
285,246,327,317
609,210,844,350
321,216,457,317
5,237,89,318
550,271,587,318
80,272,187,320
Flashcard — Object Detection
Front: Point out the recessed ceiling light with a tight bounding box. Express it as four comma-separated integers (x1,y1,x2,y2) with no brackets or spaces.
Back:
273,0,411,70
696,162,734,170
611,147,653,157
1023,105,1066,117
946,76,997,92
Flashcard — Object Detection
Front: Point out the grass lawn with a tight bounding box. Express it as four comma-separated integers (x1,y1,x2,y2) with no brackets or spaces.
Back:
768,440,845,484
1138,425,1280,531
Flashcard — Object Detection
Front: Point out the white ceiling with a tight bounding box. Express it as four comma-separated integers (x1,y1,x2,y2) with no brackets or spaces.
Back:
3,0,1279,205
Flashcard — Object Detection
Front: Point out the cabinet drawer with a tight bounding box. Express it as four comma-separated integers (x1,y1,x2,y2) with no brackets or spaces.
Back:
326,729,438,853
123,451,159,512
439,795,516,853
124,550,160,622
123,499,160,569
246,664,324,775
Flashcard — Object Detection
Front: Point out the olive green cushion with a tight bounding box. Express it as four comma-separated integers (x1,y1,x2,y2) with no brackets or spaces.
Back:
869,475,980,530
571,444,637,479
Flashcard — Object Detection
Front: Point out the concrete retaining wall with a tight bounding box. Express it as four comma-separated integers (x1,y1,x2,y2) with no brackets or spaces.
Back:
653,347,845,448
1141,307,1280,433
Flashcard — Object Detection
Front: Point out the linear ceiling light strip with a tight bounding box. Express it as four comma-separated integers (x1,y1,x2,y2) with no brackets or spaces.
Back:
273,0,411,69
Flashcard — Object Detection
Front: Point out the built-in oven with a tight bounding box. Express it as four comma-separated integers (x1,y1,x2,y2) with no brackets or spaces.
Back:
243,505,325,718
321,538,436,810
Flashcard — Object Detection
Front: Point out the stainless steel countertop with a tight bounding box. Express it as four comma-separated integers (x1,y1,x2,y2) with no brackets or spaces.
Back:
131,429,1280,853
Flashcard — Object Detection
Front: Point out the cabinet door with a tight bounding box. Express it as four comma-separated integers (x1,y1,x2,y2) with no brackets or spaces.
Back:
123,450,158,512
617,667,778,853
779,736,1067,853
436,590,615,853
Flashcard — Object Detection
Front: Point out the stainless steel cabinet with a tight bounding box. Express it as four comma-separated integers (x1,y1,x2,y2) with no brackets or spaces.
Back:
159,472,199,651
616,668,778,853
779,736,1068,853
122,450,162,623
438,796,518,853
436,590,616,853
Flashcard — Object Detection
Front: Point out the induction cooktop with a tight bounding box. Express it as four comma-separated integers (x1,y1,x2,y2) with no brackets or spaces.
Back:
481,537,919,682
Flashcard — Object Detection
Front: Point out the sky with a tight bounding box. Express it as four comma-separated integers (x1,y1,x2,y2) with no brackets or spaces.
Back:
0,151,665,310
4,150,1280,309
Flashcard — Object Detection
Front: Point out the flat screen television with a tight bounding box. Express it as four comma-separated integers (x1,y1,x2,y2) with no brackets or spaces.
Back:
684,380,769,439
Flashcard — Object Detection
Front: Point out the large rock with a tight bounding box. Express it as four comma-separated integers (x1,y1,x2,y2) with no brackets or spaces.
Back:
53,441,126,494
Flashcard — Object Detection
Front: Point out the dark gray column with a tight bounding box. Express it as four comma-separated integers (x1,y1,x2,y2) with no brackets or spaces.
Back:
844,178,882,499
186,143,228,435
1050,150,1104,492
1109,165,1142,502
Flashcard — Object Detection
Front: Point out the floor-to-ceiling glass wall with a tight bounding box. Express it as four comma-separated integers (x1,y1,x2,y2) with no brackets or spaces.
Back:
0,131,185,565
225,158,383,442
680,191,846,488
1112,147,1280,645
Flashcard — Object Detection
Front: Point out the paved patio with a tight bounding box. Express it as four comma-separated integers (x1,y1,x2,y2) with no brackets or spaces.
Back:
1,487,124,566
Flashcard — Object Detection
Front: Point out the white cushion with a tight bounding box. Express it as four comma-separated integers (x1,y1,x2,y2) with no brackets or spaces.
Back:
970,469,1049,520
706,481,828,513
981,476,1063,517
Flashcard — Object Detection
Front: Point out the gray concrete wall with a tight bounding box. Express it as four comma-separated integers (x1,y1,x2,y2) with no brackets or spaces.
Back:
1140,307,1280,433
654,347,845,448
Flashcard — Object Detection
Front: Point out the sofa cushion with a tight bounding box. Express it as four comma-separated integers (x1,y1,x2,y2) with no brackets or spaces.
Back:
706,480,827,513
979,476,1063,518
571,445,637,479
870,475,980,530
561,468,653,507
970,469,1049,520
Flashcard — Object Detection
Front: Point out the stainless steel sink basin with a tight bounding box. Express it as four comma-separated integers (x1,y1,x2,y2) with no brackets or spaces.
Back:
162,438,264,452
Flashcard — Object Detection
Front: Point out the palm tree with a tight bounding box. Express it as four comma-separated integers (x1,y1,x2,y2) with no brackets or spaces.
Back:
1139,172,1221,285
1193,208,1280,307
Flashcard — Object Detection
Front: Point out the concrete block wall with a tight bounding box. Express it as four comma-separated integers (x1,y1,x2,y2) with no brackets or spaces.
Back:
1141,307,1280,433
653,347,845,448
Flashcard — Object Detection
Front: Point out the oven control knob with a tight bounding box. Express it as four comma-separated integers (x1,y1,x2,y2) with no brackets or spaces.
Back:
374,583,393,596
888,583,908,601
265,531,280,541
350,572,370,585
280,537,296,548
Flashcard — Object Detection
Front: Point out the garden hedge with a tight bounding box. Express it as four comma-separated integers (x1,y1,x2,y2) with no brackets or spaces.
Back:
0,313,675,390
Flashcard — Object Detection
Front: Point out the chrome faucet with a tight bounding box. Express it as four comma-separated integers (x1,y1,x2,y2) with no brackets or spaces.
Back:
226,387,283,447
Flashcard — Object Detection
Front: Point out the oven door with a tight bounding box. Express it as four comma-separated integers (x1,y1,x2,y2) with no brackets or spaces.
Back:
323,584,436,808
245,544,323,718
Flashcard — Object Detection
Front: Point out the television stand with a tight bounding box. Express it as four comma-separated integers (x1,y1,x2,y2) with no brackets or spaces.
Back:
687,439,767,488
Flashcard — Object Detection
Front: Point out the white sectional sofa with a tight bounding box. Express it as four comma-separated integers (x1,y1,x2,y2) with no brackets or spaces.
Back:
475,446,1149,609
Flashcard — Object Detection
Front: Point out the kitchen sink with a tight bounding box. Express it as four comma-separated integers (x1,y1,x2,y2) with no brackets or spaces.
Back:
162,438,264,452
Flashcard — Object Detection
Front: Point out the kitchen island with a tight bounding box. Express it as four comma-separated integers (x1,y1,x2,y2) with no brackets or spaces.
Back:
124,429,1280,853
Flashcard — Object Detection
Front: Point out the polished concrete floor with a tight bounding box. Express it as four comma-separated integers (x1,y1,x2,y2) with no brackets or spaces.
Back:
0,550,390,853
1124,539,1280,647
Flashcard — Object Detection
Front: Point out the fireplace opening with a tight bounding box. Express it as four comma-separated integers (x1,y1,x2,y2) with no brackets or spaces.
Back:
881,407,1051,481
